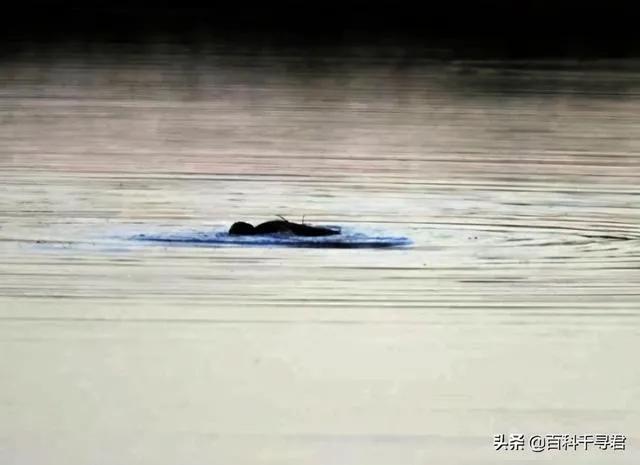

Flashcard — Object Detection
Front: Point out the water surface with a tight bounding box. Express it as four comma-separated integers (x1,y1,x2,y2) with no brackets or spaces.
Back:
1,46,639,464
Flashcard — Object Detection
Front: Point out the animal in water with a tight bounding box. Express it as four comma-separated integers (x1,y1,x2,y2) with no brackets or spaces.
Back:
228,216,340,237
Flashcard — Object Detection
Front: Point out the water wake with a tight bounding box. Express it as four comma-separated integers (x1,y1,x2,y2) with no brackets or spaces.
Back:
131,228,412,249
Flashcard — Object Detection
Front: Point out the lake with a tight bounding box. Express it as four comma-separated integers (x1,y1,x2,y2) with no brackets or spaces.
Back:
1,44,639,464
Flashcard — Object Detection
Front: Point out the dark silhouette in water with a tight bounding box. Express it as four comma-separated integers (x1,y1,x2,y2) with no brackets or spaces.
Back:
229,216,340,237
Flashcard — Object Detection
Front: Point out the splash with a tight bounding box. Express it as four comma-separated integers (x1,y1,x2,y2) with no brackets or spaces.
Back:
131,227,411,249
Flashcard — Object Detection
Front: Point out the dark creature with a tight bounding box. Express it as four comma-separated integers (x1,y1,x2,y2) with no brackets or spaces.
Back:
229,216,340,237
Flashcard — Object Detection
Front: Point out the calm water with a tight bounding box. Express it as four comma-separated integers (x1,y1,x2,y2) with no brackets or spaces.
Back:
1,46,639,464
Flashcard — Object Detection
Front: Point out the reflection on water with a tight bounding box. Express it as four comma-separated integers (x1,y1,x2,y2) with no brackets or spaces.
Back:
1,45,639,464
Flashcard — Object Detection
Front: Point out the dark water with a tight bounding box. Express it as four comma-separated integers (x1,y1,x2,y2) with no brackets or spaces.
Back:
1,46,639,464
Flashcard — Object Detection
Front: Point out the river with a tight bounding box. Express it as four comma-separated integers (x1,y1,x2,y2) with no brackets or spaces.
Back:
1,44,639,464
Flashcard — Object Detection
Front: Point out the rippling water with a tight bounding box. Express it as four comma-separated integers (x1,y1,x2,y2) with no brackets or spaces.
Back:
1,46,639,464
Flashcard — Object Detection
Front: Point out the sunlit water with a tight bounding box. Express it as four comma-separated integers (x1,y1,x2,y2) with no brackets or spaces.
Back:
1,46,639,464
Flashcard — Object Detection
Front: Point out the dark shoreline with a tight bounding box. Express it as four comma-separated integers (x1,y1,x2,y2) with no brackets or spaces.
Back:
2,2,639,59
